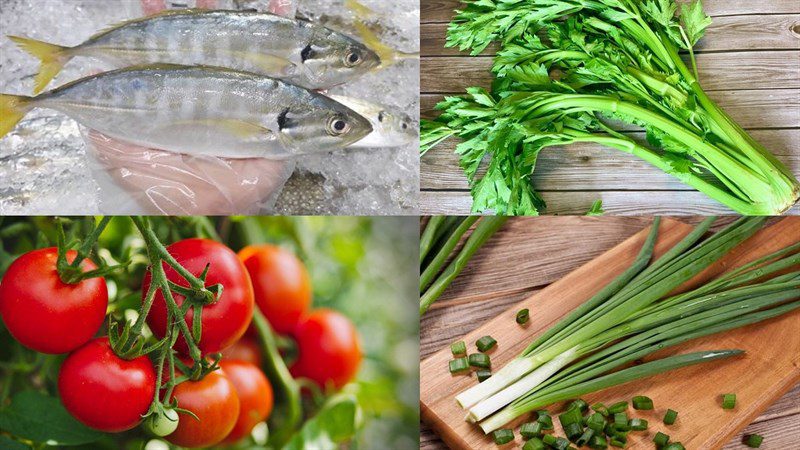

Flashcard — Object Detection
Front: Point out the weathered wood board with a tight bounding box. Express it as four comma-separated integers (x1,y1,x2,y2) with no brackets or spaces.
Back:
420,217,800,449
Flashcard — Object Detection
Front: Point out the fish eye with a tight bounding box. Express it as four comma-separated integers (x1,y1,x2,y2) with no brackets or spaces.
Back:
327,115,351,136
344,50,362,67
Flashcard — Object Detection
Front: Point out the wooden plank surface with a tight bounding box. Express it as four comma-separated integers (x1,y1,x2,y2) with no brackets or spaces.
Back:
420,217,800,450
419,1,800,215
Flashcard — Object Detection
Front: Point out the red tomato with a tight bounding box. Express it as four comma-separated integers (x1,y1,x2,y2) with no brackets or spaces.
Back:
290,309,362,389
238,245,311,334
0,248,108,354
222,336,263,367
58,337,155,432
220,360,274,444
165,369,240,448
144,239,254,355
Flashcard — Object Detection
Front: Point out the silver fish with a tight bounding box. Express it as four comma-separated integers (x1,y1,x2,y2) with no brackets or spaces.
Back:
8,9,382,93
0,65,373,159
328,95,416,148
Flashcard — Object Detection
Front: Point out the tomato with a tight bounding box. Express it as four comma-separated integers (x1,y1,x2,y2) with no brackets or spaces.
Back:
220,360,273,444
165,369,240,448
58,337,155,432
238,245,311,334
0,248,108,354
222,336,263,367
144,239,254,355
290,309,361,389
145,407,179,437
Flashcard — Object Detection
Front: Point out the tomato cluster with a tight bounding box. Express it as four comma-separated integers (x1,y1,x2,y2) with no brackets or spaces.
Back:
0,238,363,448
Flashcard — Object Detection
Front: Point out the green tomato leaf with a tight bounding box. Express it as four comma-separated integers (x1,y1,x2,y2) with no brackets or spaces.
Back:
680,0,712,45
281,394,362,450
0,390,105,446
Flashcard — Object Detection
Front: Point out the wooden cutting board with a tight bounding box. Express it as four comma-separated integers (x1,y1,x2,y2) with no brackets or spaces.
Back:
420,217,800,450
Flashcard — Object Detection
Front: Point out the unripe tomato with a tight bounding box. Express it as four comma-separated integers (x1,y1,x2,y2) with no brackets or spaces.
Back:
144,239,254,355
220,360,274,444
290,309,361,389
0,248,108,354
58,337,156,432
222,336,263,367
165,369,240,448
145,407,179,437
238,245,311,334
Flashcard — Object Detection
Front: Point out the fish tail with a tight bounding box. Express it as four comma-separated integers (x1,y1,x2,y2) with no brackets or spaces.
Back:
8,36,71,94
0,94,34,138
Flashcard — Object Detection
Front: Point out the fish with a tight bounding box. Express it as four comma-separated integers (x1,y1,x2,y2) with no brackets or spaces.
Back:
328,95,416,148
7,9,382,94
0,64,373,159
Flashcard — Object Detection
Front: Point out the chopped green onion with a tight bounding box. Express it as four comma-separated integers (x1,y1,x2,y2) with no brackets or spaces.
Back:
632,395,654,410
537,412,553,430
587,413,606,433
576,428,594,447
664,443,685,450
563,422,583,441
517,308,530,324
523,437,545,450
663,409,678,425
588,435,608,449
609,438,625,448
542,434,557,446
591,403,609,416
559,407,583,427
519,422,542,439
613,412,630,431
476,369,492,383
451,341,466,356
722,393,736,409
469,353,491,368
569,399,589,413
553,437,571,450
492,429,514,445
608,401,628,414
653,431,670,447
629,418,648,431
745,434,763,448
449,357,469,373
476,335,497,352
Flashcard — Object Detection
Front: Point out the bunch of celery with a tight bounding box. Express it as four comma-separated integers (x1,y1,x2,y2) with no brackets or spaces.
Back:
421,0,799,215
420,216,508,315
454,217,800,433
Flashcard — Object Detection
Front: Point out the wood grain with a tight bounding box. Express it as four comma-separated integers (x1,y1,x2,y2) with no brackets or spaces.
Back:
422,0,800,23
420,217,800,450
419,0,800,215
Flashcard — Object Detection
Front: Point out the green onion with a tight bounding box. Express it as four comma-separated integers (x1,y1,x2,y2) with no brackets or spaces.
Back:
542,434,557,446
553,437,571,450
492,429,514,445
520,422,542,439
469,353,491,369
568,399,589,413
476,336,497,352
653,431,670,447
664,443,685,450
591,403,609,416
420,217,477,293
449,357,469,374
537,412,553,430
587,413,606,433
612,412,630,432
722,393,736,409
609,437,626,448
451,341,466,356
663,409,678,425
575,428,594,447
588,435,608,449
632,395,654,410
559,407,583,427
629,418,648,431
745,434,763,448
563,422,583,441
607,402,628,414
522,437,545,450
517,308,530,324
477,369,492,383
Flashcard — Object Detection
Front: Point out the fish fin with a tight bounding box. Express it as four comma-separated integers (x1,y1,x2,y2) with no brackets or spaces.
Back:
352,21,396,67
0,94,33,138
345,0,375,19
8,36,71,94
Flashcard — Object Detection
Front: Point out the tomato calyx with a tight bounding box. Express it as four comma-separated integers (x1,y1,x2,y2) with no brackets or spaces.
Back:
55,217,128,285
